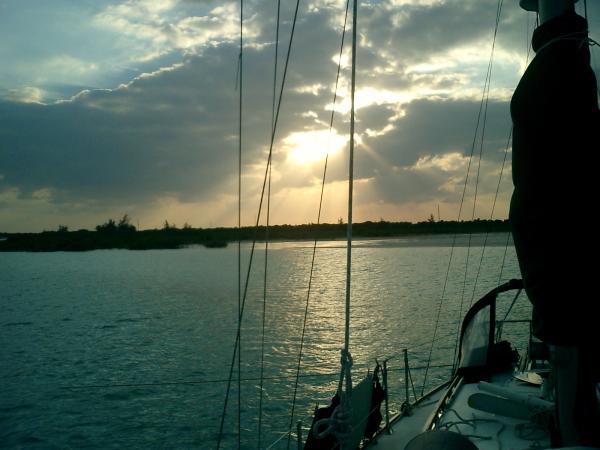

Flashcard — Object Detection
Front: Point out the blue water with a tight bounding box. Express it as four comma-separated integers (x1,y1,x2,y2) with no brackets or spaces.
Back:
0,234,530,449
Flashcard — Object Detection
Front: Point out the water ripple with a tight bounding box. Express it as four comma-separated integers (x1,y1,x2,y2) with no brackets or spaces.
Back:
0,235,525,449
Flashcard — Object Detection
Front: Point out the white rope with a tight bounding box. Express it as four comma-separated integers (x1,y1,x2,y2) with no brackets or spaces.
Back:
534,30,592,54
313,350,354,446
439,409,506,450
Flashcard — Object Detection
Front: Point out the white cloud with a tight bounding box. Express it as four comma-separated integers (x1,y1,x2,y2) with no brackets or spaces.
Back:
93,0,242,62
42,55,99,77
0,187,19,203
31,188,53,201
4,86,45,104
411,152,468,172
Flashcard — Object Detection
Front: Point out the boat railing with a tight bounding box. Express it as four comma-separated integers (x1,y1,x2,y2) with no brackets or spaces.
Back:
262,316,532,448
264,422,307,450
378,351,455,434
496,318,532,341
260,346,455,449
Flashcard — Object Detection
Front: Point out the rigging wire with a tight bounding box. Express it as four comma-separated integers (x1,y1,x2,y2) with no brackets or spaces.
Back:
475,0,539,292
453,0,503,344
451,0,505,373
497,231,512,284
258,2,281,447
237,0,243,446
496,288,523,341
421,0,504,395
465,38,496,308
453,0,537,372
285,1,351,447
467,129,512,302
384,328,462,364
60,362,454,391
258,165,271,450
271,0,282,134
216,0,303,447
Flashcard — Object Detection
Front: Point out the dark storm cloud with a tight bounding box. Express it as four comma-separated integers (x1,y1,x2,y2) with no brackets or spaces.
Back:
0,0,514,210
0,11,349,208
362,0,501,62
1,45,243,204
2,0,597,230
361,98,512,169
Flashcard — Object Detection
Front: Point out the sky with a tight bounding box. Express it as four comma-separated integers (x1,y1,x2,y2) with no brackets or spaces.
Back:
0,0,598,232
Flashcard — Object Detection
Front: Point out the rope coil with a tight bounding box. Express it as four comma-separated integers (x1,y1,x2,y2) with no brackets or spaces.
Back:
313,349,354,446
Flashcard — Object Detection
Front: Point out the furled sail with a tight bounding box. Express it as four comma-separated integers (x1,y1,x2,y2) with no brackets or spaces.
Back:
510,6,600,446
510,10,600,346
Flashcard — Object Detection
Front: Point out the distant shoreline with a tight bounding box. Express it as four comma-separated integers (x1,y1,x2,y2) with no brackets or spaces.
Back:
0,219,511,252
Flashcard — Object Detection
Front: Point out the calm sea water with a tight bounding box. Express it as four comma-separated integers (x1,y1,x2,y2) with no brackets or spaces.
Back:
1,233,531,449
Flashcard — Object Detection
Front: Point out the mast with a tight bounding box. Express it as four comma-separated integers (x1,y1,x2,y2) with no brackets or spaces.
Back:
338,0,357,446
519,0,578,23
344,0,357,364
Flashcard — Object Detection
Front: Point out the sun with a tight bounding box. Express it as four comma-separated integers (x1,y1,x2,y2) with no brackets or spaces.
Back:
284,129,348,165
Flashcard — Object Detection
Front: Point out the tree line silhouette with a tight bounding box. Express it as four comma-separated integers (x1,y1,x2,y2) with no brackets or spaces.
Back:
0,217,511,252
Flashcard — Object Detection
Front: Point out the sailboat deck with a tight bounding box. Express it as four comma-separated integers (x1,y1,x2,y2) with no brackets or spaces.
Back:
369,386,446,450
436,373,551,450
371,372,552,450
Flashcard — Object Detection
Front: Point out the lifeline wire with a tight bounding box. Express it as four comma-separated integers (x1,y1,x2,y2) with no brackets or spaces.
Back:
60,363,453,391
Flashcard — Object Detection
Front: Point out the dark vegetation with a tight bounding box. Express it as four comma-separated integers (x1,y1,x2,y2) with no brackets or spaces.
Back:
0,216,511,252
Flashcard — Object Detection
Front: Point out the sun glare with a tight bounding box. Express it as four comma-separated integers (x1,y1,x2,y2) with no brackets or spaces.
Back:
284,129,347,165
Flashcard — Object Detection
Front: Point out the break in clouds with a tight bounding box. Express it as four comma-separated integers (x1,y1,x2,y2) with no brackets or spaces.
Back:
0,0,597,231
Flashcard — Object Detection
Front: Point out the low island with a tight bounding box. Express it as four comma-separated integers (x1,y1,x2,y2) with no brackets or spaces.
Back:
0,215,512,252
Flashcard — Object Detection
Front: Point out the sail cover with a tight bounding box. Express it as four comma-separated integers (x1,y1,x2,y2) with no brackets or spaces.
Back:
510,12,600,346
